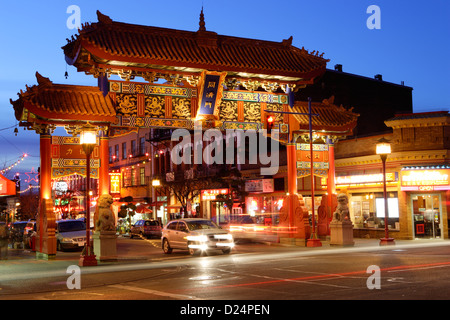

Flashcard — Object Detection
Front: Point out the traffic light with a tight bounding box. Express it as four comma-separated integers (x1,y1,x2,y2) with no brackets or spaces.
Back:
266,115,274,134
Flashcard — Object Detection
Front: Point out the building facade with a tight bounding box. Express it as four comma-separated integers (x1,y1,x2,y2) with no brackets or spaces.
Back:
334,111,450,240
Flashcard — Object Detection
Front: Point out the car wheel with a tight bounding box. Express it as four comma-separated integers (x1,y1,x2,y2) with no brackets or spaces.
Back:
162,238,172,254
222,248,232,254
188,242,200,256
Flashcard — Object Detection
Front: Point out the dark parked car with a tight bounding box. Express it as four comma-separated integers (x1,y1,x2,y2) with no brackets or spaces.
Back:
130,219,162,239
9,221,28,245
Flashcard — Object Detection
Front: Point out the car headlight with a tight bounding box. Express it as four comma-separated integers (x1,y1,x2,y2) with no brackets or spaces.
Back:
186,235,208,242
62,238,72,243
214,234,233,241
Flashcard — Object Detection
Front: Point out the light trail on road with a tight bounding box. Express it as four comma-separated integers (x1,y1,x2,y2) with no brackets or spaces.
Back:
180,260,450,291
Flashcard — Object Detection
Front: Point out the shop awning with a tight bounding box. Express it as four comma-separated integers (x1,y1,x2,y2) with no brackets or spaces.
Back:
135,203,153,214
150,201,166,207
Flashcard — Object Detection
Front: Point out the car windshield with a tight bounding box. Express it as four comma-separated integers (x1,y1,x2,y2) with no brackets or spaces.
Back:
12,222,28,229
186,220,218,231
58,221,86,232
144,221,159,226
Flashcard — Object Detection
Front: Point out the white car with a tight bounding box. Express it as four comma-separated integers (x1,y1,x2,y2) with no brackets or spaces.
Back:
56,219,89,251
161,218,234,255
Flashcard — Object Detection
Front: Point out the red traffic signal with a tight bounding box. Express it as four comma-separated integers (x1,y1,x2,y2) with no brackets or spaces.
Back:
266,115,274,134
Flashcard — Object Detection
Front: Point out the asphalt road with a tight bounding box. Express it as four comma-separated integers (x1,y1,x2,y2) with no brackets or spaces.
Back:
2,237,450,306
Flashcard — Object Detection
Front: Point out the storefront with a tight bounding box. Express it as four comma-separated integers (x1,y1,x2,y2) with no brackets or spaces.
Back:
400,167,450,239
334,171,402,238
243,179,284,228
200,189,229,224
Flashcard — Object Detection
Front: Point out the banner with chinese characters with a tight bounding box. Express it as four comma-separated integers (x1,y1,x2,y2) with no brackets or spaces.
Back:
296,143,329,169
109,173,121,195
197,71,227,120
51,136,100,179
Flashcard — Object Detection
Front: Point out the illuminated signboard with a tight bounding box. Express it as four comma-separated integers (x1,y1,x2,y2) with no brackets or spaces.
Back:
109,173,121,195
335,172,397,185
400,169,450,191
201,189,228,201
245,179,274,193
0,174,16,196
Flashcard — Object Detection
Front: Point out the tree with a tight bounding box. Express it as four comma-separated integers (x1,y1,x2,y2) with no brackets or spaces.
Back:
161,165,247,218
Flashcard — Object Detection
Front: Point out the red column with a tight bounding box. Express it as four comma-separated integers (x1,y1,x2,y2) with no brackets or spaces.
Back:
37,131,56,258
286,143,297,230
39,132,51,254
40,132,52,200
327,137,336,208
98,130,110,196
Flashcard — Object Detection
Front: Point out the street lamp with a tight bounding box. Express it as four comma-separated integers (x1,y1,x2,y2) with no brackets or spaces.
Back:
79,123,98,266
376,137,395,246
152,178,161,187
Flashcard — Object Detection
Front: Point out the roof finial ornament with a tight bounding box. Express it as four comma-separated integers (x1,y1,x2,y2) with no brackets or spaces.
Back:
97,10,113,24
199,6,206,32
35,72,52,86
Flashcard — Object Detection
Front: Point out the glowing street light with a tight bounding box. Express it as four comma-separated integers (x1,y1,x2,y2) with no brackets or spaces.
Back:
79,123,98,266
376,137,395,246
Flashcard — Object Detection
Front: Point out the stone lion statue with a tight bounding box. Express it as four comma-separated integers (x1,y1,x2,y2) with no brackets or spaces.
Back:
95,194,116,232
332,193,351,223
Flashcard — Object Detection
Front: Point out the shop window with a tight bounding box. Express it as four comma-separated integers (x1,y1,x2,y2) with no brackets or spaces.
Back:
349,192,399,229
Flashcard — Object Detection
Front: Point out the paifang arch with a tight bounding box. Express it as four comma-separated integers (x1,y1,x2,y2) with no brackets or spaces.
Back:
11,10,358,257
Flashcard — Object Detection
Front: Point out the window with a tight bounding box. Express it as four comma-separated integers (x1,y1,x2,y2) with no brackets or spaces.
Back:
114,145,119,161
140,167,145,185
122,142,127,160
376,198,399,218
131,140,136,156
131,168,136,186
139,137,145,155
177,222,188,232
167,221,178,230
109,147,113,163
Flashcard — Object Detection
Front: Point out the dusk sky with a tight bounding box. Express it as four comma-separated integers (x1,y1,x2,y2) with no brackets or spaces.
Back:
0,0,449,186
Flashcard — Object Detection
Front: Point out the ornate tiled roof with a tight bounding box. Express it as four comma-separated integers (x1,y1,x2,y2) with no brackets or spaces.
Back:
11,72,116,124
291,96,359,133
63,11,328,83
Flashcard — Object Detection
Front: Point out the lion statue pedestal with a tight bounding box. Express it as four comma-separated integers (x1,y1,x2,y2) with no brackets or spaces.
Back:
93,194,118,261
330,194,354,246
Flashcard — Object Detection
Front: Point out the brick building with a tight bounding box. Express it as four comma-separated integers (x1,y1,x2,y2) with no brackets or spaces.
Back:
334,111,450,240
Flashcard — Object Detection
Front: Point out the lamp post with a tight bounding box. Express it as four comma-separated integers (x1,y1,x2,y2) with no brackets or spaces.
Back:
79,124,98,266
376,138,395,246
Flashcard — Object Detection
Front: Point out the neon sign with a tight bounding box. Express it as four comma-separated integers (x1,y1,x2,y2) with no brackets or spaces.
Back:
201,189,228,201
400,169,450,191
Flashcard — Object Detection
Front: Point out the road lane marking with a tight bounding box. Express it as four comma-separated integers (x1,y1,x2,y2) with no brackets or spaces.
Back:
109,284,201,300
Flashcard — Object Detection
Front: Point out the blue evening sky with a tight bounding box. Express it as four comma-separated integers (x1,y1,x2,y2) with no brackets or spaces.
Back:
0,0,449,184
